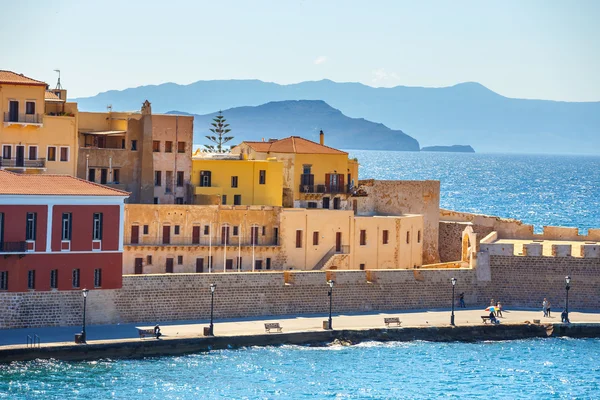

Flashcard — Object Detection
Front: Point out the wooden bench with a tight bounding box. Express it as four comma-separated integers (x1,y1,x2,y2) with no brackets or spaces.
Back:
384,317,402,327
264,323,282,333
137,328,156,339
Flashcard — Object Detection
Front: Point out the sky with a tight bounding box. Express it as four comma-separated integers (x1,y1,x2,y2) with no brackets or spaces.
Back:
1,0,599,101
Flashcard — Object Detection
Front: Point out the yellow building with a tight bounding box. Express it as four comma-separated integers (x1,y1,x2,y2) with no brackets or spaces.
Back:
0,71,78,175
231,132,359,209
191,152,283,206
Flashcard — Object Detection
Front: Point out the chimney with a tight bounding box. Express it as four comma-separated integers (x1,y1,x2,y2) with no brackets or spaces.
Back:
319,130,324,145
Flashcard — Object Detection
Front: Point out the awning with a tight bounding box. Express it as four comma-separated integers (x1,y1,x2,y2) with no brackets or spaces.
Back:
80,130,126,136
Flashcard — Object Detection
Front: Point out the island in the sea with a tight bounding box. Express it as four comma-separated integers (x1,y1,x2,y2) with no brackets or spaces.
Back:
421,145,475,153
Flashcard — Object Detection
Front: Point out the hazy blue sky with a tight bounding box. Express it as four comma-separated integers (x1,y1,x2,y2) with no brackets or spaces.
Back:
1,0,598,100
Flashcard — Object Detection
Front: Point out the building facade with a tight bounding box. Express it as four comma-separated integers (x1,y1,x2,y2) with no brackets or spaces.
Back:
0,71,78,175
0,171,129,292
191,153,283,206
78,101,193,204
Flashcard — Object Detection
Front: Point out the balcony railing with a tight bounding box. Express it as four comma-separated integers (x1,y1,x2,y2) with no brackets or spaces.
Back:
3,113,42,124
0,158,46,168
124,236,279,247
0,241,27,253
299,184,349,194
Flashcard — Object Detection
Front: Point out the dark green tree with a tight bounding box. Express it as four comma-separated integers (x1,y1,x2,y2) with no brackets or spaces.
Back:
204,111,233,153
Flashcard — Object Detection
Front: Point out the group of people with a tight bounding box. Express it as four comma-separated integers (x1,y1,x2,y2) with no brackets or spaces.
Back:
488,299,503,324
543,298,571,323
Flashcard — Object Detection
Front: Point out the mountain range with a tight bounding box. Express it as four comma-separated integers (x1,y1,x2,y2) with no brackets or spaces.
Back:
170,100,420,151
74,79,600,154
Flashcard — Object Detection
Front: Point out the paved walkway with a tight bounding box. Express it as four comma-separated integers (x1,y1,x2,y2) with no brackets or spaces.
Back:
1,308,598,347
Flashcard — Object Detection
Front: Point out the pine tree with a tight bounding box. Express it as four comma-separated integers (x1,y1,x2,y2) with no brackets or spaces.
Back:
204,111,233,153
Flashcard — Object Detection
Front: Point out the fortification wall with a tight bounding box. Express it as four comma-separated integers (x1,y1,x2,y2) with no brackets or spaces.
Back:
1,254,598,329
439,221,494,262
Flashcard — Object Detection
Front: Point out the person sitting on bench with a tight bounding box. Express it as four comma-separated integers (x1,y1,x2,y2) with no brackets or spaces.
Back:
561,309,570,323
489,311,498,324
154,324,162,339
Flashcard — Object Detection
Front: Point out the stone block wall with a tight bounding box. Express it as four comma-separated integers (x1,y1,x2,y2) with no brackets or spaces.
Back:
438,221,494,262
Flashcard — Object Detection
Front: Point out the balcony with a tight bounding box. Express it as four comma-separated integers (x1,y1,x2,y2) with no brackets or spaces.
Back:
3,113,43,126
0,241,27,253
124,236,279,247
0,157,46,169
299,184,350,194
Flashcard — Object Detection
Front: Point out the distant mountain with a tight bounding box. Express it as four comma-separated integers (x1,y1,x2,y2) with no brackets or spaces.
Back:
74,79,600,154
170,100,420,151
421,145,475,153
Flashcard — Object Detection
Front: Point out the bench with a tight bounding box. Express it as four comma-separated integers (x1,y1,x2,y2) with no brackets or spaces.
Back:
137,328,156,339
264,323,283,333
384,317,402,327
481,316,491,324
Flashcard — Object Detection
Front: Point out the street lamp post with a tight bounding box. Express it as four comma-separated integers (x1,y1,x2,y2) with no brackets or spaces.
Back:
327,280,335,330
565,276,571,323
209,283,216,336
81,288,89,343
450,277,457,326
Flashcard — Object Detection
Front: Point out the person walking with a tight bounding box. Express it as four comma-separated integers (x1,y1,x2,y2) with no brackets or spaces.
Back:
496,301,503,317
459,292,466,308
542,298,548,317
546,300,552,318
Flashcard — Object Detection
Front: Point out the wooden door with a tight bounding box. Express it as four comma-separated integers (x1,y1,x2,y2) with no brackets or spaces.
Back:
8,101,18,122
88,168,96,182
130,225,139,244
196,258,204,273
28,146,37,161
15,146,25,167
192,226,200,244
162,226,171,244
166,258,174,273
134,258,143,274
221,226,230,245
255,260,263,270
100,169,108,184
336,232,342,252
226,259,233,270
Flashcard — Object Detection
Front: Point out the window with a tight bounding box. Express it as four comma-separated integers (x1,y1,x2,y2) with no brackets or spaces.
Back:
231,176,238,188
322,197,330,209
166,258,174,273
155,171,162,186
88,168,96,182
143,225,149,235
178,255,183,265
113,168,120,183
28,146,37,160
2,145,11,160
174,225,180,235
382,230,389,245
203,225,210,235
296,230,302,248
259,170,266,184
200,171,211,187
153,140,160,152
147,255,153,265
25,101,35,115
131,140,137,151
60,147,69,162
176,197,184,204
72,269,80,288
255,260,263,270
47,146,56,161
234,195,241,205
262,226,266,236
417,230,421,243
307,202,317,209
27,270,35,289
93,213,103,240
333,197,340,210
154,197,159,204
266,258,271,270
177,171,184,187
165,141,173,153
313,231,319,246
360,230,367,246
222,195,227,205
274,227,279,245
94,268,102,288
359,264,365,270
406,231,410,244
62,213,72,240
165,171,173,193
303,165,312,174
100,168,108,184
0,271,7,290
26,212,36,241
177,142,185,153
232,226,239,236
50,270,58,289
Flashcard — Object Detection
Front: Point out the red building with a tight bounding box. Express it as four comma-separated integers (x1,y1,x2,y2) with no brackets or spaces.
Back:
0,171,129,292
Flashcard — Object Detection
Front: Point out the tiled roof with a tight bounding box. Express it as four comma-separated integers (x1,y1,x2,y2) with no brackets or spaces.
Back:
242,136,347,155
0,70,47,86
45,91,64,102
0,171,129,197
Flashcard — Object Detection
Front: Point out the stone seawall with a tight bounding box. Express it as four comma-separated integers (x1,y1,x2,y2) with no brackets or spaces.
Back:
0,256,598,329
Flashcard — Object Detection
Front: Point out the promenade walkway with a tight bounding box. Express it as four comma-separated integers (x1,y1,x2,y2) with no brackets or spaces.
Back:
1,308,598,347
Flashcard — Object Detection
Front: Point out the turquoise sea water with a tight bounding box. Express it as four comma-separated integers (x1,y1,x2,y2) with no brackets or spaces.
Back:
349,151,600,232
1,338,599,399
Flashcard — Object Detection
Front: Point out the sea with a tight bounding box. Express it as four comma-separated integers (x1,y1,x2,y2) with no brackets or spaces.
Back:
2,151,600,399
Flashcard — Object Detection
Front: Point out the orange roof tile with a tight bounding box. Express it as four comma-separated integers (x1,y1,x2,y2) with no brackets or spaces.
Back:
0,70,47,86
241,136,347,155
45,91,64,102
0,171,129,197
